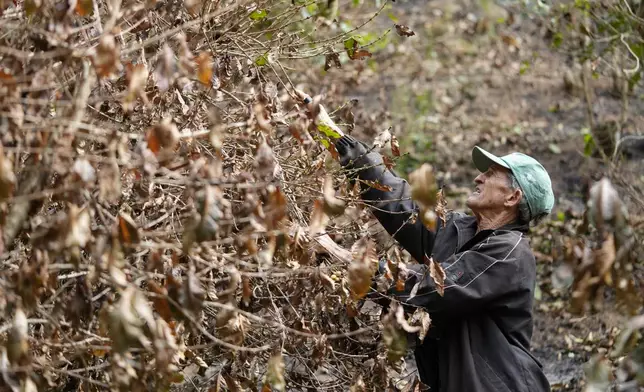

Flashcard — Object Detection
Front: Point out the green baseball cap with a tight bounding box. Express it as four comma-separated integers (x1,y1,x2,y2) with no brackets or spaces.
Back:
472,146,555,219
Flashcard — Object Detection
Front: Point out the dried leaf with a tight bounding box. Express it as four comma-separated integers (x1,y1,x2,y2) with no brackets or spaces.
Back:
381,304,407,364
348,238,377,300
241,276,252,307
196,52,213,86
324,52,342,71
265,353,286,392
123,62,149,111
92,35,121,78
409,308,431,343
409,164,438,209
588,177,625,231
323,176,346,216
427,256,445,296
73,0,92,16
0,144,16,201
372,127,392,151
146,117,180,157
118,212,140,245
254,137,276,179
500,34,519,49
64,205,91,249
308,199,329,235
349,374,366,392
7,306,29,365
362,179,392,192
435,188,448,227
72,158,96,184
155,44,176,92
395,303,420,334
395,24,416,37
344,37,373,60
391,134,401,156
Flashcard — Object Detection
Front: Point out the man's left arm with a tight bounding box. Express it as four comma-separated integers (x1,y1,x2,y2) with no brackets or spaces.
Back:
390,232,532,315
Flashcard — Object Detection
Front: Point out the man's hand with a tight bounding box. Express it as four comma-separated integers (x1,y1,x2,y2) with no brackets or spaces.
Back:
335,135,369,168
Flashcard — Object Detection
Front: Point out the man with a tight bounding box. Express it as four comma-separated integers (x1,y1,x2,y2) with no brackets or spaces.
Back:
334,135,553,392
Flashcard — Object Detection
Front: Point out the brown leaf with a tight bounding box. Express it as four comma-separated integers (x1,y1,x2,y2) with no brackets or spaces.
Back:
118,212,140,245
123,62,149,111
241,276,252,307
381,304,407,364
409,308,431,343
73,0,92,16
350,374,367,392
323,176,346,216
409,164,438,209
362,179,392,192
0,144,16,201
146,117,180,157
435,188,448,227
265,353,286,392
426,256,445,296
383,155,396,170
395,303,420,334
395,24,416,37
348,237,377,300
372,127,392,151
324,52,342,71
196,52,213,86
391,134,401,156
155,44,176,92
352,49,372,60
63,205,91,249
7,306,29,365
500,34,519,49
92,35,121,78
595,233,615,286
308,199,329,235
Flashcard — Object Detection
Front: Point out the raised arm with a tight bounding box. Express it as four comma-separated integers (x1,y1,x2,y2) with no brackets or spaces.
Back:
335,135,436,263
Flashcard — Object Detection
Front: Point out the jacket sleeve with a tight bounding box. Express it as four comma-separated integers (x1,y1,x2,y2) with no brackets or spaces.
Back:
351,151,436,264
390,231,531,316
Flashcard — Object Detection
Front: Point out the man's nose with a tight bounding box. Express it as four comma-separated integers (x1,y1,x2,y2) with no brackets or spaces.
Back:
474,173,484,184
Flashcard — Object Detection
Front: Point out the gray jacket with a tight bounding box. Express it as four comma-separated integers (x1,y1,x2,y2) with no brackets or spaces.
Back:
354,150,551,392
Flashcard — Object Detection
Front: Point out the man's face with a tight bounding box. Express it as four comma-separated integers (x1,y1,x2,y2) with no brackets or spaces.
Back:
466,164,515,212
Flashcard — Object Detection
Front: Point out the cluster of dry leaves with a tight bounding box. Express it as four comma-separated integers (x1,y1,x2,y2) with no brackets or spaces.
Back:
0,0,439,390
553,177,644,390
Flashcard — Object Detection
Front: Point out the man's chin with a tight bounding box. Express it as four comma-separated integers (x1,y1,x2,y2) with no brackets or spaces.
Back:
465,195,477,207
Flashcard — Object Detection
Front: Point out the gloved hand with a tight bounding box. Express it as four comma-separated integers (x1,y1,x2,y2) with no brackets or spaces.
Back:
334,135,369,168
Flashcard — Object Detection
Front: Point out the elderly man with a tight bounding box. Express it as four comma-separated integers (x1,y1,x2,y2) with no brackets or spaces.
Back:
334,135,553,392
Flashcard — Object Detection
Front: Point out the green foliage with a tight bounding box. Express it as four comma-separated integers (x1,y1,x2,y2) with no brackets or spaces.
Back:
249,9,268,20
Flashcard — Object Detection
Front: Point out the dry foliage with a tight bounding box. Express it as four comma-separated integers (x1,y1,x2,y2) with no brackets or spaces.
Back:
0,0,437,390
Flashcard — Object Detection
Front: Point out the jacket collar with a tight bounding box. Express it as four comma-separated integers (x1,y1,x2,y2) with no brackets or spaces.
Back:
454,214,529,251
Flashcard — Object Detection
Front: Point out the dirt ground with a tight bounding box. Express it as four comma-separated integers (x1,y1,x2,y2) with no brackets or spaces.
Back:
293,0,644,389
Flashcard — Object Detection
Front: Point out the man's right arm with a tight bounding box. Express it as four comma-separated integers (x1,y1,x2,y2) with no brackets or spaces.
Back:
335,136,436,263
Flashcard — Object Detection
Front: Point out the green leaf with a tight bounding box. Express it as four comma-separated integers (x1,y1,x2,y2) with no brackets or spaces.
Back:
387,12,399,23
583,132,595,157
534,284,542,301
319,138,330,149
519,61,530,75
317,123,342,139
255,52,269,67
249,9,268,20
552,32,563,49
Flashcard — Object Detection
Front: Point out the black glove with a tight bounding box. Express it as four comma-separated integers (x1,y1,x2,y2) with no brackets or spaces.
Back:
334,135,369,168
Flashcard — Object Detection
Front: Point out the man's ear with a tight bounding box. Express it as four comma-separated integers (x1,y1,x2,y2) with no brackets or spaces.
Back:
505,188,522,207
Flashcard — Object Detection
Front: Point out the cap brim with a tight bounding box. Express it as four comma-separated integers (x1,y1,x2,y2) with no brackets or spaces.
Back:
472,146,510,172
